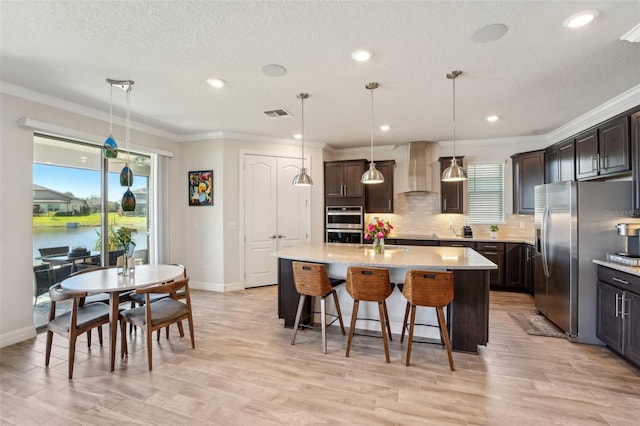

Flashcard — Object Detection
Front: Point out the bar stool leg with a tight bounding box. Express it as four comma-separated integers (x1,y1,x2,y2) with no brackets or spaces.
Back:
346,300,359,357
405,304,417,366
331,290,346,335
383,301,393,342
436,306,455,371
378,302,391,363
291,294,307,345
320,296,327,354
400,300,410,343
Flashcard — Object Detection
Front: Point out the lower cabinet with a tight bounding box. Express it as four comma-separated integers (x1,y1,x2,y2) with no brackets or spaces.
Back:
596,265,640,368
477,242,504,287
505,243,535,293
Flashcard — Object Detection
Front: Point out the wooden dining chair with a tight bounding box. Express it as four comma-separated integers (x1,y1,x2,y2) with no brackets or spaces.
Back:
119,276,194,371
45,283,110,379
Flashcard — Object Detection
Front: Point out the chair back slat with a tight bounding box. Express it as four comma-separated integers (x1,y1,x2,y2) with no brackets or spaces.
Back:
402,270,453,307
136,276,189,296
346,266,392,301
292,262,332,297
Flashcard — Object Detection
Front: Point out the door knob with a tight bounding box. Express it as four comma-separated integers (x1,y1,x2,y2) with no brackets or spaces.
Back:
278,234,286,238
269,235,277,239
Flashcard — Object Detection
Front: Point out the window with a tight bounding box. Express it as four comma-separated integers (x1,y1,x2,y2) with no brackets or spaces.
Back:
467,163,504,224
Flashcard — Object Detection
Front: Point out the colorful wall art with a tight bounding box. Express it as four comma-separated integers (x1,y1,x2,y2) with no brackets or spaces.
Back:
188,170,213,206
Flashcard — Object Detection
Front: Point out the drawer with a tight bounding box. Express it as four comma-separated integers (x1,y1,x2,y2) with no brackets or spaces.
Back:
440,240,476,248
476,242,505,251
597,265,640,294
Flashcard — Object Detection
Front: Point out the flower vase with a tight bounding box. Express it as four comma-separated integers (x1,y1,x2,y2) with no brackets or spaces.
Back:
373,237,385,254
120,253,130,276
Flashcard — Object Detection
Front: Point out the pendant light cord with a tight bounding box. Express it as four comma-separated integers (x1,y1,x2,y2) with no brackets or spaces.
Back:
301,94,305,169
126,86,131,165
370,85,374,164
109,85,113,135
452,75,456,160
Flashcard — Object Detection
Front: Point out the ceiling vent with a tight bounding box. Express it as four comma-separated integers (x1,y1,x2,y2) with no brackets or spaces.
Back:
263,108,293,119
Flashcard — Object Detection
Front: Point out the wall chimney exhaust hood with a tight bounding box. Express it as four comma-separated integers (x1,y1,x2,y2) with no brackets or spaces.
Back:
404,141,438,193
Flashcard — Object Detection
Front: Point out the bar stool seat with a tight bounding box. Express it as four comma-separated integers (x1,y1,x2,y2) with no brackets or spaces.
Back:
345,266,394,363
400,270,454,370
291,262,345,354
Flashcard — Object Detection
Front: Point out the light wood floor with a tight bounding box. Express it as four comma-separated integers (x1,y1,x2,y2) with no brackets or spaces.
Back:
1,287,639,425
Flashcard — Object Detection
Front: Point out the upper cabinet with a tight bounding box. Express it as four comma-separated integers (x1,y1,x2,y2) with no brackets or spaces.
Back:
512,150,544,214
439,156,465,214
324,160,366,203
545,139,574,183
365,160,395,213
632,110,640,217
576,116,630,180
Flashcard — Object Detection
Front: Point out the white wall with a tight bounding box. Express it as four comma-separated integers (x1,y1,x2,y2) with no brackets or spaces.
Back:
0,93,181,347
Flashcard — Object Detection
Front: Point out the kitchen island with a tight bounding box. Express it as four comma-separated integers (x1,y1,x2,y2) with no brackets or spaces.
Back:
273,242,497,353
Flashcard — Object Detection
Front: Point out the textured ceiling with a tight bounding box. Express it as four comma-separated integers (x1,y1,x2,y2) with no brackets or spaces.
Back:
1,1,639,148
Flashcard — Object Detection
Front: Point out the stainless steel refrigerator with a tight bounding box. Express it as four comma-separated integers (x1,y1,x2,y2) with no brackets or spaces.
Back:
534,181,631,344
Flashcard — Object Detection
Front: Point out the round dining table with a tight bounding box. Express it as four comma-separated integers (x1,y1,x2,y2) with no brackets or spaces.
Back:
60,264,185,371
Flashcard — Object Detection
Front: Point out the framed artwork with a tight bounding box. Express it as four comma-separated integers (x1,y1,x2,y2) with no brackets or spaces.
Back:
188,170,213,206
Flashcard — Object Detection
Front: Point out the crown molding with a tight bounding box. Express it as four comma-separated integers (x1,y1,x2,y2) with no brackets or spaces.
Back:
621,23,640,42
1,80,180,141
438,135,548,148
547,84,640,144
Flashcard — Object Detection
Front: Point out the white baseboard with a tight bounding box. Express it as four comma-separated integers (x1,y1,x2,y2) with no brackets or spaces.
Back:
190,280,244,292
0,325,37,348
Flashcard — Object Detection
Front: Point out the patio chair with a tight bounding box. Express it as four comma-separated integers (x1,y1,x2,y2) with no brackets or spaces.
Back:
38,246,69,257
33,264,74,308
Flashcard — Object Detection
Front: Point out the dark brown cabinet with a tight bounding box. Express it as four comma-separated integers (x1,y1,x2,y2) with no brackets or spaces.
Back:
576,116,630,180
631,111,640,217
512,150,544,214
324,160,366,202
545,139,574,183
477,241,504,287
505,243,534,293
365,160,395,213
439,157,464,214
596,265,640,368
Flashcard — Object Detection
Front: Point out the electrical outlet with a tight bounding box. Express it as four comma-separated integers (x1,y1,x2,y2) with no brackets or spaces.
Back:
519,222,525,229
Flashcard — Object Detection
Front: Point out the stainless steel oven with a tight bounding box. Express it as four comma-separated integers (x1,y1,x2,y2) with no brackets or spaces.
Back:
326,206,364,244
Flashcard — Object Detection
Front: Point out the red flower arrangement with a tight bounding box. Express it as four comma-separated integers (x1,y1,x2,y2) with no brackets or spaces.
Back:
364,217,393,241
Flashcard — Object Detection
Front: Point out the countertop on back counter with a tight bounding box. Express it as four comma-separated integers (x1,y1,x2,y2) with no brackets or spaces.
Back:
389,233,535,245
593,259,640,277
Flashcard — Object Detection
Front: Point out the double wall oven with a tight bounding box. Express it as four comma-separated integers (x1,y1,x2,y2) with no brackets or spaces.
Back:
325,206,364,244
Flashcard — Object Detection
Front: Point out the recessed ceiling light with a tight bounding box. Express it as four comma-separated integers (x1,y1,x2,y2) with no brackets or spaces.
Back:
486,115,499,122
563,10,599,28
471,24,508,43
379,124,390,131
261,64,287,77
207,78,226,88
293,133,302,139
351,49,373,62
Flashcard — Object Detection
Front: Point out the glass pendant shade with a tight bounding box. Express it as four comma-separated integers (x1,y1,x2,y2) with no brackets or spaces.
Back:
361,82,384,185
104,135,118,159
361,163,385,184
122,188,136,212
120,164,133,186
442,159,468,181
292,92,313,186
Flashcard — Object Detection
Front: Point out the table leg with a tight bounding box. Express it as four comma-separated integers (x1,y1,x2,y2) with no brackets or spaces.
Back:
109,292,120,371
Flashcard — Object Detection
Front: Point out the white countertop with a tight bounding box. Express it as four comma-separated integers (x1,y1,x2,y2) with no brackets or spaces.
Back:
273,242,497,270
390,233,535,245
593,259,640,277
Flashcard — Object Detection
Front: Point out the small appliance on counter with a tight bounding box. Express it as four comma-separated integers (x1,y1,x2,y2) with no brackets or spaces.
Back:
462,226,473,238
606,223,640,266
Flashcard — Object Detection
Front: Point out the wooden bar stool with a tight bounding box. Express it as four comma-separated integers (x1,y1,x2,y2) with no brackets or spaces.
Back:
345,266,394,363
291,261,345,354
400,270,454,370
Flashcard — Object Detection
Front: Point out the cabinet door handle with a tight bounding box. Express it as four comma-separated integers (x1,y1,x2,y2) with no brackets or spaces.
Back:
443,198,447,211
613,277,630,286
388,200,391,211
451,244,463,247
483,251,498,255
597,153,601,173
591,155,598,172
484,245,498,249
615,293,621,318
621,293,628,319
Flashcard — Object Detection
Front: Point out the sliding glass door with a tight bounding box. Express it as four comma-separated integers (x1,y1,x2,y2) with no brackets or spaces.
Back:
32,134,151,329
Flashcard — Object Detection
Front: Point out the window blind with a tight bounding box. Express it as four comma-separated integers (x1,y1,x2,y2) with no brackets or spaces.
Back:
467,163,504,224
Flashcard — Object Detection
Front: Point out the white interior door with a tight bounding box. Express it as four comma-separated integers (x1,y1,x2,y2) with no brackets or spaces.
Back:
244,154,309,288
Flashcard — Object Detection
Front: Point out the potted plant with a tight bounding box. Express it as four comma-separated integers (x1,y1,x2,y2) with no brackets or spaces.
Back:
489,224,499,239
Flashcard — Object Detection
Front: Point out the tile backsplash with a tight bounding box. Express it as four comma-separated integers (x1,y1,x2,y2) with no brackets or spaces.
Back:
365,192,535,242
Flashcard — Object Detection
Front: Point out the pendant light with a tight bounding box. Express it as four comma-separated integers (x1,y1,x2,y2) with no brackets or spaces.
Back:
106,78,136,212
292,92,313,186
361,82,384,184
103,83,118,159
442,70,467,182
